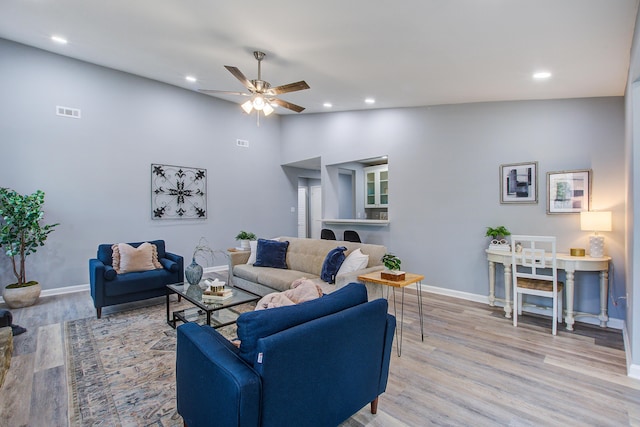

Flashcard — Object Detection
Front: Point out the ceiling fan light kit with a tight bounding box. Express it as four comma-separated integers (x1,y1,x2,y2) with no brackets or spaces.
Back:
200,50,309,124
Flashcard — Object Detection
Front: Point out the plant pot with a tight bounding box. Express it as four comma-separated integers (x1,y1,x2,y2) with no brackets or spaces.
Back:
2,283,41,308
239,240,250,250
381,270,405,281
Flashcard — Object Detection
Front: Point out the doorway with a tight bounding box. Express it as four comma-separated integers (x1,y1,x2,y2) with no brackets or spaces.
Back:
310,185,322,239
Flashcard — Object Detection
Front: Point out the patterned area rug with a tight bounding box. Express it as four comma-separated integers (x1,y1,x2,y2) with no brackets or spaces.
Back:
64,299,403,427
65,299,252,427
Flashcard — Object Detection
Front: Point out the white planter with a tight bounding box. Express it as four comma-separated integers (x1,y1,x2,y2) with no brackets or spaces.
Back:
3,283,41,308
240,240,250,250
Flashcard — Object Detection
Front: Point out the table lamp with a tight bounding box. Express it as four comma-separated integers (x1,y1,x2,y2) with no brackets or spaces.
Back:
580,211,612,258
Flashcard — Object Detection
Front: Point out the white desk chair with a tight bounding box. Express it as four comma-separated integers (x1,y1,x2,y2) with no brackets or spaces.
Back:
511,235,564,335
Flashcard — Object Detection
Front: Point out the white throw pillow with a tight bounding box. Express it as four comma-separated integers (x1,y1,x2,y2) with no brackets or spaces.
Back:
247,240,258,264
336,248,369,276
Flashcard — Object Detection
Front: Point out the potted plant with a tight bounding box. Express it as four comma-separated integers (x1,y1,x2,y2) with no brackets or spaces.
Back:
485,226,511,250
0,188,58,308
485,226,511,240
235,230,257,251
381,253,405,281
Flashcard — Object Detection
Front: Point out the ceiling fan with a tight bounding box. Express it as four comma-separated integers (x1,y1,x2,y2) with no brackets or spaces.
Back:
199,51,310,116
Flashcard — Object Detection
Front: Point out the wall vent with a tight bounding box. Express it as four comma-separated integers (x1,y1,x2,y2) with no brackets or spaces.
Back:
236,139,249,148
56,106,81,119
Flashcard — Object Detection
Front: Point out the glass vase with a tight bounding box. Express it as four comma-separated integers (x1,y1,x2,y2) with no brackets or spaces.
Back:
185,257,203,286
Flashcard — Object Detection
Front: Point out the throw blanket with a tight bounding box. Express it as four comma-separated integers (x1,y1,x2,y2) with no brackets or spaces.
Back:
255,278,323,310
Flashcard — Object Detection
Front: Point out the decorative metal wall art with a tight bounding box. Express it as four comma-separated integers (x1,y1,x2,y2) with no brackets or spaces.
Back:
151,164,207,219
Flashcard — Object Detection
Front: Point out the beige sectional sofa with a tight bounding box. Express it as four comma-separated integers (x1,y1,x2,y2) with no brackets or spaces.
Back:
229,236,387,296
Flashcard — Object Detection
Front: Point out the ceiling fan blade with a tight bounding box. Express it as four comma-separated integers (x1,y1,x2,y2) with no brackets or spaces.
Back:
271,98,306,113
224,66,257,92
268,81,310,95
198,89,251,96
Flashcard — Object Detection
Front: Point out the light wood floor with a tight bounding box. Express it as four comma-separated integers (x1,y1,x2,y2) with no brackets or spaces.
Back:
1,288,639,426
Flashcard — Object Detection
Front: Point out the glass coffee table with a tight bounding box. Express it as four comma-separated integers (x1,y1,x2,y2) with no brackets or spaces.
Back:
166,283,260,329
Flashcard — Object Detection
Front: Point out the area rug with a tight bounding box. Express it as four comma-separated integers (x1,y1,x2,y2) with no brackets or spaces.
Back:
64,299,403,427
64,299,252,427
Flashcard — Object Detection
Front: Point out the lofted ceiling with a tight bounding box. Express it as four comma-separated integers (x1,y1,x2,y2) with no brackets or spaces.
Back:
0,1,637,115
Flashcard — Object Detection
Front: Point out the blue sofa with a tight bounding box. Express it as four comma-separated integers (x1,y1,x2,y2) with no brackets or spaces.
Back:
176,283,396,427
89,240,184,318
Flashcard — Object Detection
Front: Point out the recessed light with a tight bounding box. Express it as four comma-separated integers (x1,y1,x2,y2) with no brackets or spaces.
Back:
51,35,68,44
185,75,197,83
533,71,552,79
323,102,332,108
365,98,375,104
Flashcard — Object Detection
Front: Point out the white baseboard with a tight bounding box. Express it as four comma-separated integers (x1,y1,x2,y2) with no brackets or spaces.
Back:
0,265,228,304
416,283,625,330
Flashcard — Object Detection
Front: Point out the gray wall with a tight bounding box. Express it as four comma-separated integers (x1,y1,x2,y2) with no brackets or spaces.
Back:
0,38,630,343
625,7,640,371
281,99,626,320
0,39,297,290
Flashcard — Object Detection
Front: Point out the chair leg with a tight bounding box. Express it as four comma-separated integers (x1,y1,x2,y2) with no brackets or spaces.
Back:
558,292,563,323
513,291,518,327
96,307,102,319
370,396,379,414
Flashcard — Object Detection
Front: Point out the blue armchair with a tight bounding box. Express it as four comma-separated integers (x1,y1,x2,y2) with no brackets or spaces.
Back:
89,240,184,318
176,283,396,427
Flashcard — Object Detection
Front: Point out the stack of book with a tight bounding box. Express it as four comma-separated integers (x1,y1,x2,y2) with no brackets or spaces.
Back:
202,287,233,303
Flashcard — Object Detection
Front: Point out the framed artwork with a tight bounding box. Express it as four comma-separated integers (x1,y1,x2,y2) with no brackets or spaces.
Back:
151,164,207,219
546,169,591,214
500,161,538,204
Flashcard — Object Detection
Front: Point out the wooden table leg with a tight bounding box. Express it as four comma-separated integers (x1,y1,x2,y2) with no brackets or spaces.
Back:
488,260,496,306
599,270,609,327
503,263,512,319
565,270,575,331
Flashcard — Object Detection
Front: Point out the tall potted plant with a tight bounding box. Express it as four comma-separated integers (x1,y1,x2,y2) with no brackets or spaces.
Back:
0,188,58,308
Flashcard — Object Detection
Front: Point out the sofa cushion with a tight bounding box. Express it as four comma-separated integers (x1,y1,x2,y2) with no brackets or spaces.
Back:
254,239,289,269
234,265,316,293
337,248,370,276
103,268,174,296
320,246,347,284
159,257,179,273
112,242,163,274
236,282,368,364
97,240,167,266
103,266,117,281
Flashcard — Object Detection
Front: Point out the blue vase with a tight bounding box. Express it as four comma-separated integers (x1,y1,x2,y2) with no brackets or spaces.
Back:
185,257,203,286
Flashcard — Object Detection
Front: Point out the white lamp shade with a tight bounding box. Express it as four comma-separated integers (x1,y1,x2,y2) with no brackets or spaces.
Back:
580,211,612,232
241,100,253,114
253,95,265,110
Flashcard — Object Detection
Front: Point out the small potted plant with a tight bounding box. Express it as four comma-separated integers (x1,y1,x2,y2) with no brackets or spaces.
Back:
0,188,59,308
485,226,511,250
235,230,257,251
381,253,405,281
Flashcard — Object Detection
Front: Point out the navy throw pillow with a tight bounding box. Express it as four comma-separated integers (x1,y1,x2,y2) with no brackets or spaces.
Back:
254,238,289,269
321,246,347,283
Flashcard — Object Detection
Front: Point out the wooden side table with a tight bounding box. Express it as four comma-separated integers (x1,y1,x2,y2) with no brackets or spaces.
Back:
357,271,425,356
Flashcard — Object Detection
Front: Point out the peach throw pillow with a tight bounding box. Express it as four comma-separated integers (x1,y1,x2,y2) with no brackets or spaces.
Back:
112,242,162,274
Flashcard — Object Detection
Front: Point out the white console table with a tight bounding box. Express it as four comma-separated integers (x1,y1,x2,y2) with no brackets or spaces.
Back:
486,248,611,331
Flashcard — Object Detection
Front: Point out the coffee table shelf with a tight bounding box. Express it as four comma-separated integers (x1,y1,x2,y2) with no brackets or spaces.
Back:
166,283,260,329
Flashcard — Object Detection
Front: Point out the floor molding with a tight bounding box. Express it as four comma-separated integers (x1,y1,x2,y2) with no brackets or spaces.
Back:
0,265,228,304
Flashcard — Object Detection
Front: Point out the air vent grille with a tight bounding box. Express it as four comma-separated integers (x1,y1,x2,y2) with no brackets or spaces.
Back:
56,106,81,119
